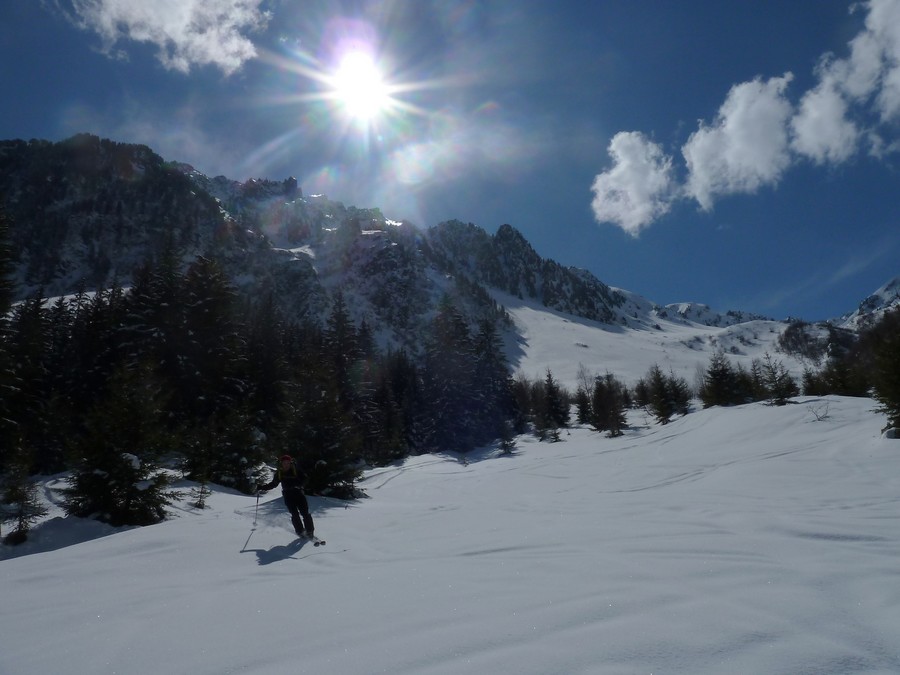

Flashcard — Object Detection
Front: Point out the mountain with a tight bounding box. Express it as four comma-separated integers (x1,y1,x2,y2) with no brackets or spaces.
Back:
0,134,894,370
838,276,900,330
0,135,265,294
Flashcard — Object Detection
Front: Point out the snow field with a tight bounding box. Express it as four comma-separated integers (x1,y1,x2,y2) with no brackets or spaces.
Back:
3,396,900,674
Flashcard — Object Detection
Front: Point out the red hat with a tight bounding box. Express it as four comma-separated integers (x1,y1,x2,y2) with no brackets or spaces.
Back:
279,454,292,462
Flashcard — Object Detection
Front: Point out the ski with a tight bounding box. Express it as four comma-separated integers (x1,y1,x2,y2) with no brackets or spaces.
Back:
300,533,326,547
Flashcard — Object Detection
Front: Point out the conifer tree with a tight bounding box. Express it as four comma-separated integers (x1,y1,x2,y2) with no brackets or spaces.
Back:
574,386,592,425
178,257,262,491
5,293,54,471
63,362,174,526
278,320,362,497
422,297,477,452
759,353,798,406
244,292,288,434
0,208,17,472
536,369,569,439
510,373,533,434
591,372,628,437
324,290,361,406
642,364,690,424
381,347,423,458
644,364,674,424
471,317,517,442
699,351,737,407
0,206,13,316
868,308,900,429
1,438,47,544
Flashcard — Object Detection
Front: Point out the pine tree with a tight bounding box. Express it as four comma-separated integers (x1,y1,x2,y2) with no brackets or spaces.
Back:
591,372,628,437
0,208,18,473
699,351,737,407
243,292,288,437
0,206,13,315
759,353,798,406
178,257,261,491
324,290,361,410
1,438,47,544
5,293,55,472
574,386,592,425
642,364,690,424
278,320,362,498
63,362,174,526
471,317,517,443
645,364,674,424
868,308,900,429
510,373,533,434
536,369,569,439
422,297,477,452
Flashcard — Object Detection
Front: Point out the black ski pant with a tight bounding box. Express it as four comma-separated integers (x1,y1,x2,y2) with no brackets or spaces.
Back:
283,489,314,535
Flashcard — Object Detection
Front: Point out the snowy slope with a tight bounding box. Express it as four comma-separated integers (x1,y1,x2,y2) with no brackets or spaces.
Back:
498,289,802,391
3,396,899,675
839,276,900,330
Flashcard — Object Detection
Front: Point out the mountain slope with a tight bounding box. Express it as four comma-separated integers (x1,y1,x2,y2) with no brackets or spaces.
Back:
839,276,900,329
499,288,805,390
0,135,781,353
0,135,265,296
3,396,898,675
2,134,895,373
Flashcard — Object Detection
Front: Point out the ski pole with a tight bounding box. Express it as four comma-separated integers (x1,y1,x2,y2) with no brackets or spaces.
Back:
253,490,260,527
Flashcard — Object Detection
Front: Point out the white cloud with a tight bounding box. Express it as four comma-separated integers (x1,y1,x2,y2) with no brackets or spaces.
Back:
682,74,794,211
66,0,270,75
591,1,900,233
809,0,900,125
863,0,900,121
590,132,676,237
790,74,859,164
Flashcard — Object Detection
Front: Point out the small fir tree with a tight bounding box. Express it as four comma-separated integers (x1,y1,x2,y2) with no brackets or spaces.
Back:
1,439,47,545
63,363,174,526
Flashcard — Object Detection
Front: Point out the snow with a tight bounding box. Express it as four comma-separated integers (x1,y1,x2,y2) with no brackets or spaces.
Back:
498,290,800,391
122,453,141,470
3,290,900,675
2,396,899,674
840,276,900,330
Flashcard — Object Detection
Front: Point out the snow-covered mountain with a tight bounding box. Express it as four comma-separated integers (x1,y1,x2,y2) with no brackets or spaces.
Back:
499,289,801,391
1,134,895,374
839,276,900,330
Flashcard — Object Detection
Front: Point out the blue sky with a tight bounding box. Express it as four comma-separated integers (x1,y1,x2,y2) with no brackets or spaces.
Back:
1,1,898,321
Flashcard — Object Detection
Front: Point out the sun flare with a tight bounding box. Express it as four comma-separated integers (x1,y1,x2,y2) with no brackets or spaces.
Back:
331,51,390,122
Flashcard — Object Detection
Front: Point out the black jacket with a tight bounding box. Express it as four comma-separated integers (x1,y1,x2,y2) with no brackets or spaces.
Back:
260,462,307,494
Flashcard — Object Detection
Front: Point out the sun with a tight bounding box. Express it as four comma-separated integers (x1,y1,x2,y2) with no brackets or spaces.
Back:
331,51,390,122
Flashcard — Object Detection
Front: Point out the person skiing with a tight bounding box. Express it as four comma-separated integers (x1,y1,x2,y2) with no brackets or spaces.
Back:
258,454,315,538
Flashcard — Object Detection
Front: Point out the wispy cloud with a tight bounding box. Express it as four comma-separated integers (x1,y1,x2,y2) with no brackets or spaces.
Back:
745,239,897,317
591,0,900,236
61,0,270,75
827,234,898,286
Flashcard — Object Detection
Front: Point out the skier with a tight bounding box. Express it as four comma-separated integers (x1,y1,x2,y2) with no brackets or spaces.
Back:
258,454,315,538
